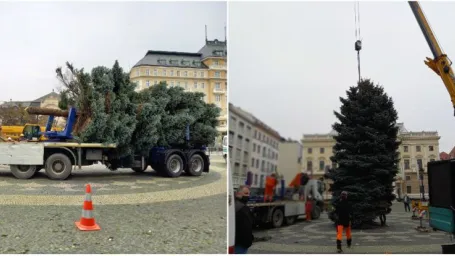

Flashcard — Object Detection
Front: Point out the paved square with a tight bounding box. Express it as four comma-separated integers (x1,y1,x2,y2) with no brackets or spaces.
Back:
250,202,451,254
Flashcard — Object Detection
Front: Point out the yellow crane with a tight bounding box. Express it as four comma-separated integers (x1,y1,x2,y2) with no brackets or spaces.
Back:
409,1,455,116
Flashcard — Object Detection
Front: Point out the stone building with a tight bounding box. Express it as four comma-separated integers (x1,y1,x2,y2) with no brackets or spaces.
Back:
301,123,440,198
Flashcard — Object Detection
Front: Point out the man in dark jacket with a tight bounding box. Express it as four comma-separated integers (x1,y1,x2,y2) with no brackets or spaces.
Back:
235,185,254,254
335,191,352,253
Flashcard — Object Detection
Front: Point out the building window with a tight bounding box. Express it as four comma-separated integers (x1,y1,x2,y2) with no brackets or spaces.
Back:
170,70,174,76
307,161,313,171
170,81,174,87
254,130,257,138
194,71,197,77
214,60,219,66
215,95,221,102
177,81,180,87
201,82,205,89
406,186,412,194
417,159,423,170
256,159,259,168
251,158,255,167
136,70,140,76
429,146,434,151
194,82,198,89
214,71,221,78
404,159,410,169
406,175,411,181
146,80,150,87
146,69,150,76
404,146,408,152
184,82,188,89
153,69,157,76
154,80,158,85
258,147,261,154
253,143,256,152
177,71,180,77
162,70,166,76
416,146,421,152
261,160,265,171
184,71,188,77
319,160,325,171
308,148,312,154
254,174,258,185
215,82,221,90
200,71,204,77
320,148,325,154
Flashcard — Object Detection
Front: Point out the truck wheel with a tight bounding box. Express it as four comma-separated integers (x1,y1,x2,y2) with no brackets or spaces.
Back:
187,154,204,176
271,208,284,228
312,205,321,220
10,165,37,179
163,154,184,177
45,153,72,180
285,216,297,225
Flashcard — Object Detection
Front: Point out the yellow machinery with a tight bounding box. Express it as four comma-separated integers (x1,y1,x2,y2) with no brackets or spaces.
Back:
0,124,62,141
410,1,455,115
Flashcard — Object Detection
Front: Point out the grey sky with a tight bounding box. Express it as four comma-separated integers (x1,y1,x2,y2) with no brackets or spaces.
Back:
0,1,226,101
229,1,455,153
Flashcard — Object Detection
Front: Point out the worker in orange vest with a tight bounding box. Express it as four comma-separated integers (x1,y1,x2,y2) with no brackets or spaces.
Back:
264,173,278,202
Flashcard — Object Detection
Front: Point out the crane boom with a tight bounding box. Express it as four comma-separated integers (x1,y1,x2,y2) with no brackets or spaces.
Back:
409,1,455,115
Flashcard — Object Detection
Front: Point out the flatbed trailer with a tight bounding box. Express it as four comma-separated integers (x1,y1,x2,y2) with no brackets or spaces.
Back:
0,141,209,180
247,199,323,228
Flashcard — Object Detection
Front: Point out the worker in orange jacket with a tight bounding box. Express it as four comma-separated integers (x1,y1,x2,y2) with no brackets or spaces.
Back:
264,173,277,202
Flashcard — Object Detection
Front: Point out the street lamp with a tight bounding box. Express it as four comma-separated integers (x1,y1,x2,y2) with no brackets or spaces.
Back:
418,167,426,201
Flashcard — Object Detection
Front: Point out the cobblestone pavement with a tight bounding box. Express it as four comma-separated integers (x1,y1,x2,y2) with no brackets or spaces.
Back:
250,202,451,254
0,156,227,253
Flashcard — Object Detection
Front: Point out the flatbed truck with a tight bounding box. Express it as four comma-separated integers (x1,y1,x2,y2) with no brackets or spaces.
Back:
0,107,210,180
247,179,325,228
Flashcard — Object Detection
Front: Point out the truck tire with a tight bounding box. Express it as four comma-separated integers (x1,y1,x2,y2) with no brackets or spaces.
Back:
312,205,321,220
285,216,297,225
187,154,204,176
271,208,284,228
10,165,37,179
45,153,73,180
163,153,184,177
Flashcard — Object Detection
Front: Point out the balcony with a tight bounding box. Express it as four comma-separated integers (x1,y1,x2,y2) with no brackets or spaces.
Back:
209,65,227,70
213,88,226,94
209,75,226,80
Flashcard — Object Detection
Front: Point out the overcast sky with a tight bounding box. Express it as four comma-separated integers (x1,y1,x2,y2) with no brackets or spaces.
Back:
0,1,226,101
229,1,455,153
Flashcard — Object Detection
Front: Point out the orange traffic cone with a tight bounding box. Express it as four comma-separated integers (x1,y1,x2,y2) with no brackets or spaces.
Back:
75,184,100,231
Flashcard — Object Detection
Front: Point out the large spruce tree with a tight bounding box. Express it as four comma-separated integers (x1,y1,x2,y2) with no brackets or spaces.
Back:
55,61,220,157
328,79,400,227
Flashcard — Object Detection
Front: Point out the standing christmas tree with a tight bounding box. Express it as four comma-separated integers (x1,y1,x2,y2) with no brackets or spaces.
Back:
328,79,400,227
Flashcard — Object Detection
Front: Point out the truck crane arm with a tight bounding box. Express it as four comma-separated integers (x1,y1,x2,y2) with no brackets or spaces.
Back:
409,1,455,116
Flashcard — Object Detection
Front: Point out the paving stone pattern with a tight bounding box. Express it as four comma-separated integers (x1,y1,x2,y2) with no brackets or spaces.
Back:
250,202,451,254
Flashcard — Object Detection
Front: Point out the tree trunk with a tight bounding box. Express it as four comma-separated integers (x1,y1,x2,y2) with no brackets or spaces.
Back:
25,107,75,117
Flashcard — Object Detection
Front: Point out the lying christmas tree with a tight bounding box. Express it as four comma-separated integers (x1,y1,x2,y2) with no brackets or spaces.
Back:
328,79,400,228
47,61,219,156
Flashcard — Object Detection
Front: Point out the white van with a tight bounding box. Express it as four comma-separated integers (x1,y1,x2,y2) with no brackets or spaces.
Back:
228,160,235,253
